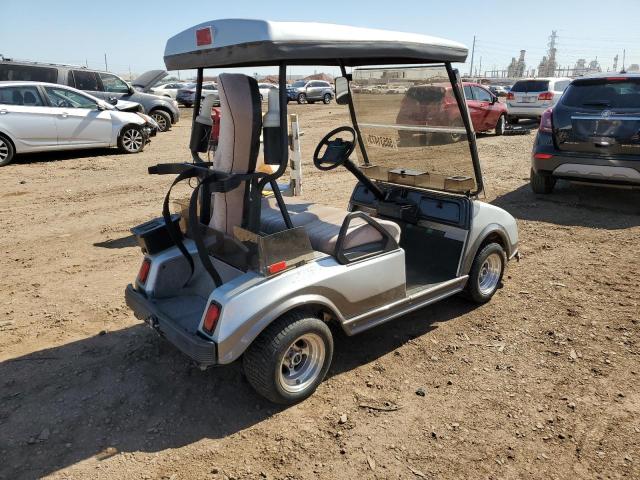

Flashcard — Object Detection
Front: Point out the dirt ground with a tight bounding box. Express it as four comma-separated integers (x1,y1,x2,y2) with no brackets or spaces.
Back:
1,104,639,480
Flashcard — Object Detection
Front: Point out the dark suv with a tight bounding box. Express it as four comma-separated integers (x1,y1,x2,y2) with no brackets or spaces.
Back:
531,73,640,193
0,60,179,132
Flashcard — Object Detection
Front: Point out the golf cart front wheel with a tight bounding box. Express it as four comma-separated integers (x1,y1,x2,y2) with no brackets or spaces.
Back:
118,126,145,154
465,243,506,304
243,311,333,404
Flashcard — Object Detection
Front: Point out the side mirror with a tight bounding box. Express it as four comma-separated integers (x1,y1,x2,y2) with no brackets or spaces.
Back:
335,77,350,105
108,96,118,106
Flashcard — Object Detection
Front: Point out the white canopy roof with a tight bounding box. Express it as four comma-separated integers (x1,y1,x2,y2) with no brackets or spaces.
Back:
164,19,468,70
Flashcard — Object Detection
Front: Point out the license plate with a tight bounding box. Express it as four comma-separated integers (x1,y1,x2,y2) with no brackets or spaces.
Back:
520,96,536,103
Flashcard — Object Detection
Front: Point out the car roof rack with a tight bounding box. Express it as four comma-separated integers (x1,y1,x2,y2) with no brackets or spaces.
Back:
0,57,87,69
164,19,468,70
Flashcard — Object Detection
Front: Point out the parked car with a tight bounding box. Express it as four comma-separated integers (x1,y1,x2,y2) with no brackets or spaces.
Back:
0,81,156,166
506,77,571,124
0,60,180,132
397,82,507,145
286,80,334,104
258,83,278,101
530,72,640,193
150,82,189,99
176,82,219,107
489,85,509,97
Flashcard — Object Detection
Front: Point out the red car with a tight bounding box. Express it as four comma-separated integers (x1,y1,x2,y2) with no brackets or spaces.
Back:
396,82,507,143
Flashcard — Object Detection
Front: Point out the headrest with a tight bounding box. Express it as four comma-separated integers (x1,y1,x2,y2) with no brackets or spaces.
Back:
214,73,262,175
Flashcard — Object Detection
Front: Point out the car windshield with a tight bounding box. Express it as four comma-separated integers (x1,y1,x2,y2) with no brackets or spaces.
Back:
511,80,550,92
291,80,306,88
561,78,640,109
351,65,477,193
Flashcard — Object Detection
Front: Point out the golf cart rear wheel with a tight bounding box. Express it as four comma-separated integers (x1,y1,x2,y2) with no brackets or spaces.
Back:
150,110,171,132
118,126,145,154
243,311,333,404
0,134,15,167
465,243,506,304
297,93,307,104
530,168,556,194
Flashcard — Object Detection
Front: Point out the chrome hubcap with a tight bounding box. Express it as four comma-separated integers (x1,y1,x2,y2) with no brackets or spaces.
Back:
278,333,325,393
478,252,502,295
152,113,167,130
123,129,143,152
0,139,8,160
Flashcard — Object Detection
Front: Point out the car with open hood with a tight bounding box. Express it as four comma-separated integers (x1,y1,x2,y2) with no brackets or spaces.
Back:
0,81,156,166
0,60,180,132
124,19,519,405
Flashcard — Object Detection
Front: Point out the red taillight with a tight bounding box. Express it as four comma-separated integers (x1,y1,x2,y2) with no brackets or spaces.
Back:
203,303,220,333
539,108,553,133
267,261,287,275
538,92,554,101
507,92,514,100
606,77,628,81
534,153,553,160
137,259,151,284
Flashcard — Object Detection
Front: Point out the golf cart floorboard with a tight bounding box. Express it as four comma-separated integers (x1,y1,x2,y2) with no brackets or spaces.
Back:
153,295,207,334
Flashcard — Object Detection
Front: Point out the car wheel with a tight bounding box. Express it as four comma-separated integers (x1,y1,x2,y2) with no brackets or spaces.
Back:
323,93,332,104
243,310,333,405
530,168,555,194
297,93,307,104
465,243,506,304
508,116,519,125
118,126,145,154
0,134,15,167
150,110,171,133
495,115,506,136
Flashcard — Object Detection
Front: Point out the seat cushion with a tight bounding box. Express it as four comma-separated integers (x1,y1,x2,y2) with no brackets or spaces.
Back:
261,197,401,256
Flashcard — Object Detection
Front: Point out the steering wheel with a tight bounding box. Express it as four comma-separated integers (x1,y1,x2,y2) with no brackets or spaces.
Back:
313,126,357,171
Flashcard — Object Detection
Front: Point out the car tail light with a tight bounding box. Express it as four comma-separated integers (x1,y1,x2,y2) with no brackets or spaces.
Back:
137,259,151,284
203,303,220,333
538,92,554,101
539,108,553,133
606,77,628,81
507,92,514,100
534,153,553,160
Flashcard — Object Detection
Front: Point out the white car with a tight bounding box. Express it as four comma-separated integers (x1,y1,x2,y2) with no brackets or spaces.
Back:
0,81,156,166
506,77,571,123
150,82,189,100
257,82,278,101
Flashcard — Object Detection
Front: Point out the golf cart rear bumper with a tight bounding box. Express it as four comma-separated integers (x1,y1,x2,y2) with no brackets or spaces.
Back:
125,284,217,366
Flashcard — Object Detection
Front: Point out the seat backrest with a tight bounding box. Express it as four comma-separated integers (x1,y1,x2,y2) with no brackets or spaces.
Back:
209,73,262,234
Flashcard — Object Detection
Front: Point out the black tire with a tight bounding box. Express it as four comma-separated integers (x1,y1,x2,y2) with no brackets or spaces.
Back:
465,243,506,304
297,93,307,104
243,311,333,404
495,114,506,136
508,116,519,125
0,134,15,167
150,110,171,132
118,126,145,154
323,93,332,104
530,168,556,194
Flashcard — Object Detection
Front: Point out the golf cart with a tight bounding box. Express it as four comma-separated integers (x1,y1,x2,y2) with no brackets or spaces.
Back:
125,19,519,404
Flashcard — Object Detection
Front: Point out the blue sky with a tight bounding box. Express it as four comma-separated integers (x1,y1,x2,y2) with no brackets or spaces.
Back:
2,0,639,78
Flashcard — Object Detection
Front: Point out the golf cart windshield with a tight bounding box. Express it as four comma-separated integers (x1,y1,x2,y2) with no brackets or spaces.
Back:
351,65,478,194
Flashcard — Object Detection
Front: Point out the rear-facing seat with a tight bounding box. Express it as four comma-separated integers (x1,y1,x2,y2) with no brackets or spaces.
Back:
261,197,401,256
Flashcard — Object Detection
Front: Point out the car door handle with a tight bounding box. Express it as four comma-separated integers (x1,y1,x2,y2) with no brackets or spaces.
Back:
0,109,8,115
60,112,69,118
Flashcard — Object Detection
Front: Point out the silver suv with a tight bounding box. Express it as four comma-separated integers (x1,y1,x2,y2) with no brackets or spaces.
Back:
286,80,334,104
0,60,180,132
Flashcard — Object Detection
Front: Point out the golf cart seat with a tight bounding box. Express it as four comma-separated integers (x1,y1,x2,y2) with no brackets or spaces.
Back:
260,197,401,256
209,72,262,234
